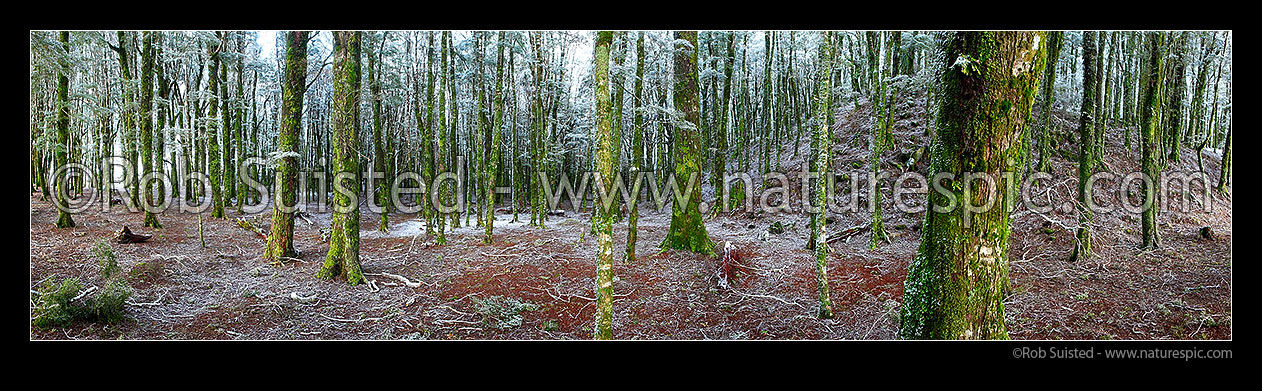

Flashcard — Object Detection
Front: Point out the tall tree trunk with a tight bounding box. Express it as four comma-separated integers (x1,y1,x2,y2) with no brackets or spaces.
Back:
141,32,162,228
207,35,225,219
317,31,365,285
592,30,616,340
812,31,835,319
433,32,448,245
54,31,75,228
1036,32,1063,172
899,32,1047,340
264,31,308,263
1072,31,1098,262
660,31,714,255
1215,119,1231,193
371,33,389,232
626,31,646,263
1140,32,1165,249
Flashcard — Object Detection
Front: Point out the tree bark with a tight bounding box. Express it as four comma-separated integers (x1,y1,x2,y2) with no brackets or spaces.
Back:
660,31,714,255
264,31,308,263
899,32,1047,340
317,31,365,285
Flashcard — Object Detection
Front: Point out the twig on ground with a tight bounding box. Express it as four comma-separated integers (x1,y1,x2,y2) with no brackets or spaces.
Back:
365,272,423,288
319,313,384,323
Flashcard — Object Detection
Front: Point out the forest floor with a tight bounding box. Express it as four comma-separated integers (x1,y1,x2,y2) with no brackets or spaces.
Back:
30,92,1231,340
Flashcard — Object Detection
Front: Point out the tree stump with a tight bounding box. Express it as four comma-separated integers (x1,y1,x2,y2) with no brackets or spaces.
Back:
1200,226,1215,240
116,226,151,244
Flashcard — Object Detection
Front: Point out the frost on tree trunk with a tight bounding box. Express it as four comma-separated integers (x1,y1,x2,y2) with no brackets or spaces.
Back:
899,32,1047,340
592,31,615,340
54,31,75,228
1140,32,1164,249
264,31,308,263
660,31,715,256
317,31,365,286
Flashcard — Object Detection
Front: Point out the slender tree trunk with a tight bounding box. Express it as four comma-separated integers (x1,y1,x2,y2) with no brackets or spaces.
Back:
812,31,835,319
263,31,308,263
54,31,75,228
592,31,616,340
207,35,225,219
1072,31,1098,262
140,32,162,228
317,31,365,285
626,31,646,262
1036,32,1063,172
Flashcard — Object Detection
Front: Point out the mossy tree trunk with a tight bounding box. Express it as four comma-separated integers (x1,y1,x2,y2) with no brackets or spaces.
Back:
317,31,365,286
1215,119,1230,193
1140,32,1164,249
220,32,235,212
54,31,75,228
207,34,225,219
592,31,616,340
626,31,645,262
1163,32,1189,165
485,32,506,244
234,33,247,213
370,33,389,233
140,32,162,229
1035,31,1063,172
899,31,1047,340
1073,31,1097,262
264,31,308,263
660,31,714,256
812,31,835,319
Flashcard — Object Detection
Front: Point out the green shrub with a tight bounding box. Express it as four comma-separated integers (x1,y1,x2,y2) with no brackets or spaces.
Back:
89,280,132,323
93,241,120,280
31,275,133,329
474,296,539,329
32,277,83,328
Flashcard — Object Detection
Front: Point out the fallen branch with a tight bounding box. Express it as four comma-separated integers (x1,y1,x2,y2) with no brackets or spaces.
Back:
236,217,268,240
290,292,318,304
296,211,316,226
826,224,869,244
319,313,383,323
365,272,422,288
70,286,98,302
278,256,307,264
126,298,162,307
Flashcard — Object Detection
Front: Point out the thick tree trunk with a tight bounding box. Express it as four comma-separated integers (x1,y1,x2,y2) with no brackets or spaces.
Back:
660,31,714,256
899,32,1047,340
1140,32,1165,249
